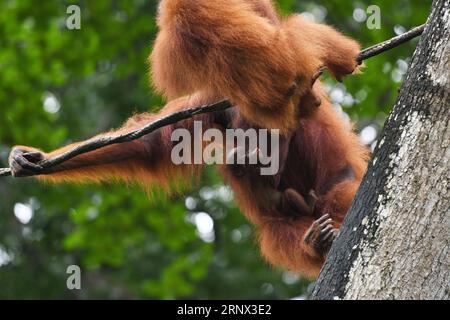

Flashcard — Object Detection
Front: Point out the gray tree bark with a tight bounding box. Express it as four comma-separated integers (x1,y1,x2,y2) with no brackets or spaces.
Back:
312,0,449,300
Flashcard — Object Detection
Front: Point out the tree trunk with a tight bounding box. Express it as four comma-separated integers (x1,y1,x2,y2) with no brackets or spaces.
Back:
312,0,449,300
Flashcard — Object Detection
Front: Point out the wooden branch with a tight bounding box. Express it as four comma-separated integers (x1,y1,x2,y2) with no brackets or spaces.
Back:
0,100,232,177
0,24,425,178
357,24,425,62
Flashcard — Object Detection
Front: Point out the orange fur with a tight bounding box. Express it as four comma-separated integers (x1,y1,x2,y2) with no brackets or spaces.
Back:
10,1,369,278
18,94,217,190
223,86,369,276
151,0,360,132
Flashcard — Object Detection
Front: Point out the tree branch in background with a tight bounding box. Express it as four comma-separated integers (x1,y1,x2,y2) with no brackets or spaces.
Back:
0,24,425,178
0,100,232,177
357,24,425,62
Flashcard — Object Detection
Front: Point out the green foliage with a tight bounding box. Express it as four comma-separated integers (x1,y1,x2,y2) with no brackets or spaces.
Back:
0,0,431,299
